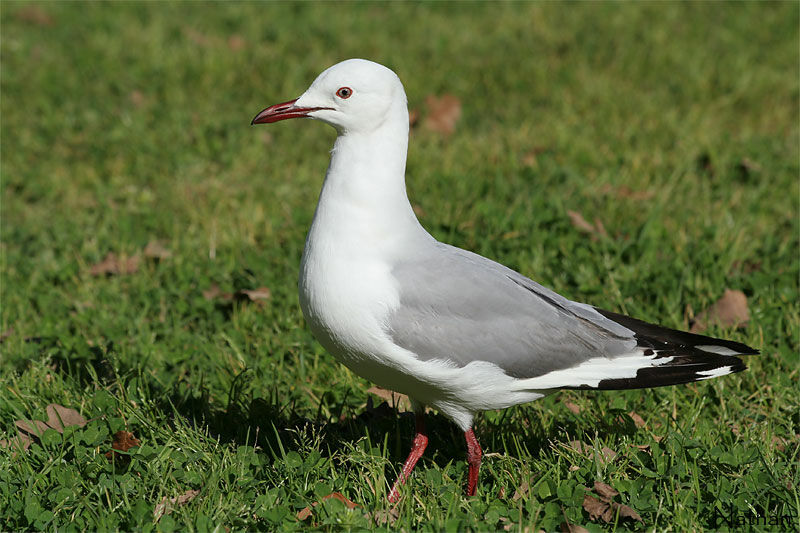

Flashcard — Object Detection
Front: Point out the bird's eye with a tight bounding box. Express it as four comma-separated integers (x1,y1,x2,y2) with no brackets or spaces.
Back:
336,87,353,99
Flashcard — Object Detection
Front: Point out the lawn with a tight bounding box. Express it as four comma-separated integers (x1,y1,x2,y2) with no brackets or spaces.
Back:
1,2,798,531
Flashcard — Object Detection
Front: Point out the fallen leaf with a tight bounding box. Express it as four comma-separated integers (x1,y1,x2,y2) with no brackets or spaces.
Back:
154,489,199,521
367,507,399,526
366,386,410,411
144,240,171,259
566,441,616,465
690,289,750,333
564,401,582,415
89,252,140,276
3,404,87,454
423,94,461,136
0,434,32,452
628,411,646,428
569,440,588,454
512,480,530,501
567,210,595,233
593,481,618,500
45,404,86,433
106,430,141,463
567,210,608,239
296,506,313,521
599,446,617,464
583,494,609,521
583,484,643,523
238,287,271,302
16,5,54,26
15,419,51,437
560,521,589,533
111,430,140,453
297,492,359,521
615,503,642,522
203,284,230,301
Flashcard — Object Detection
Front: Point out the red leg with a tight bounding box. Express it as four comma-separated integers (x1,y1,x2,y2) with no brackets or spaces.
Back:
387,411,428,503
464,428,482,496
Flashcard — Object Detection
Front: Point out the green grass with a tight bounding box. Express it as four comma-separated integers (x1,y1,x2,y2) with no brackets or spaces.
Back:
1,2,798,531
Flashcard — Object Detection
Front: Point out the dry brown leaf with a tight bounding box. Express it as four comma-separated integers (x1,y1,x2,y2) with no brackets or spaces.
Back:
583,494,609,521
424,94,461,136
16,5,54,26
89,252,140,276
593,481,618,501
599,446,617,464
564,401,582,415
560,521,589,533
111,430,140,453
367,507,399,526
45,404,87,433
0,434,32,452
772,436,787,453
583,486,643,524
238,287,271,302
690,289,750,333
203,284,230,301
567,210,596,233
296,506,313,521
15,419,51,437
144,240,172,259
106,430,141,463
567,210,608,239
512,480,530,501
297,492,359,521
366,386,410,411
628,411,646,428
153,489,200,521
615,503,642,522
569,440,588,454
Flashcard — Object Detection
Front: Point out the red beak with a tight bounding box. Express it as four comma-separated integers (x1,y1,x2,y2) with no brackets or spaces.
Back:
251,98,332,124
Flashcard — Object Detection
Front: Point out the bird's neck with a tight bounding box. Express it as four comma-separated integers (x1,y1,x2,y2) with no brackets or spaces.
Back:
308,110,430,257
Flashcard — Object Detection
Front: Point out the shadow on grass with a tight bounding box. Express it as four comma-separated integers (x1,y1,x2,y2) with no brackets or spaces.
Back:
46,347,638,481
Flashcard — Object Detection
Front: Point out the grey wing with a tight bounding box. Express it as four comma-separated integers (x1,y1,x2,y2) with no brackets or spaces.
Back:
385,243,637,378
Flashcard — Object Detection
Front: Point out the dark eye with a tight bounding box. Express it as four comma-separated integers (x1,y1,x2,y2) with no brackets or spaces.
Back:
336,87,353,99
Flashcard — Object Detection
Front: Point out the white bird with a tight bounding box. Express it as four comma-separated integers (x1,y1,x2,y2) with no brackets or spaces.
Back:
251,58,759,502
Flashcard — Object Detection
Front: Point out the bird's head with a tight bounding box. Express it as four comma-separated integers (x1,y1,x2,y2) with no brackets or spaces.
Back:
251,58,407,134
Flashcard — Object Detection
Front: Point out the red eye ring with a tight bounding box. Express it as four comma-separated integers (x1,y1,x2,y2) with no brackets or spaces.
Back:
336,87,353,99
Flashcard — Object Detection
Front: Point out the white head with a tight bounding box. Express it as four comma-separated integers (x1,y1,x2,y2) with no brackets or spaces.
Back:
252,59,408,134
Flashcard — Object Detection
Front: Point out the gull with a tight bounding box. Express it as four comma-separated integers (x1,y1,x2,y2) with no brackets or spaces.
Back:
251,59,759,502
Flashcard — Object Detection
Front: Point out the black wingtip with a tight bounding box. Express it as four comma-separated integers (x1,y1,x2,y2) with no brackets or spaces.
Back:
593,307,759,356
